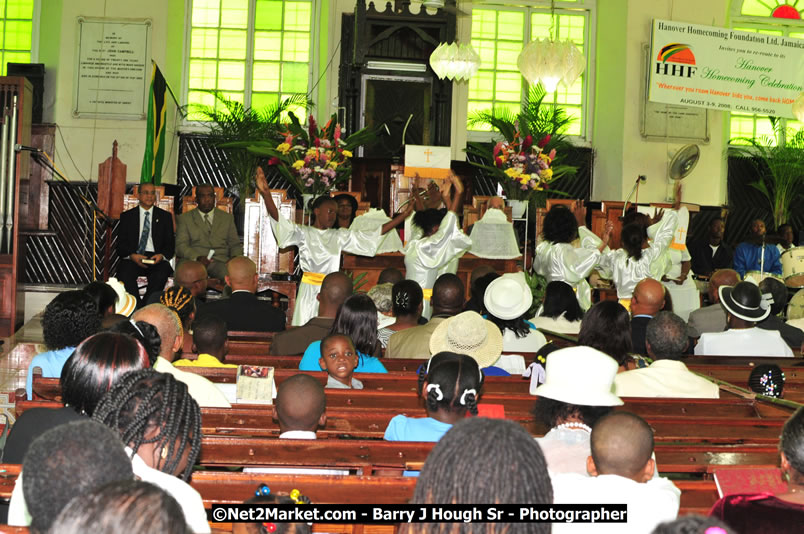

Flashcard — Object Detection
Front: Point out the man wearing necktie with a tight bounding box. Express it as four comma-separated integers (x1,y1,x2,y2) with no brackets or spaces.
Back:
175,183,242,280
117,183,175,306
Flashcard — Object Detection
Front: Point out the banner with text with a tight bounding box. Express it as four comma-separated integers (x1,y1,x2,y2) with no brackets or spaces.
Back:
648,19,804,118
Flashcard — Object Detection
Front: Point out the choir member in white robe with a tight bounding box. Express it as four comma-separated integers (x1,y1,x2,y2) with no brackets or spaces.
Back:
650,206,699,321
404,173,471,319
533,204,613,311
256,167,410,326
598,209,679,303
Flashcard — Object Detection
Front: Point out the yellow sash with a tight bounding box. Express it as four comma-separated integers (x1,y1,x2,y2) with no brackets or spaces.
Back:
422,288,433,300
301,272,327,286
618,298,632,312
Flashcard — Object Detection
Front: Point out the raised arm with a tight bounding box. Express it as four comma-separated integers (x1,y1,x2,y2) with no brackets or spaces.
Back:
255,166,279,221
443,171,464,214
381,201,415,234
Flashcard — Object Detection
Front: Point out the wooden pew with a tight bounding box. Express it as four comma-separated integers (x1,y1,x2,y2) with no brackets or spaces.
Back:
0,465,730,520
197,436,780,477
15,398,790,444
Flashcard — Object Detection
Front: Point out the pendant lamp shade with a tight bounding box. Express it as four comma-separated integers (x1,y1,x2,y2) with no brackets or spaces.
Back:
517,38,586,92
429,42,481,82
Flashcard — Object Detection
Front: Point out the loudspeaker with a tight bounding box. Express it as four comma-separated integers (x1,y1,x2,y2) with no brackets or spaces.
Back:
7,63,44,123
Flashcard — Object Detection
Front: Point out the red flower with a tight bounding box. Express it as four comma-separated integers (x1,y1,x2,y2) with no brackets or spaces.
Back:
522,135,533,151
493,141,503,158
334,124,341,141
268,157,279,166
495,156,504,168
314,137,321,148
308,115,317,139
537,134,551,148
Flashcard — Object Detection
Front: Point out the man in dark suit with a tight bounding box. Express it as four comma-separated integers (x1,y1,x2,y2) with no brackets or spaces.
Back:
629,278,665,356
688,217,733,277
196,256,285,332
117,183,175,306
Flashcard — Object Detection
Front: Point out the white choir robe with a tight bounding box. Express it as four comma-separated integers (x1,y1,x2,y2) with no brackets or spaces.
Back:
403,211,471,319
648,207,700,322
533,226,604,311
597,210,679,300
270,213,382,326
350,209,404,254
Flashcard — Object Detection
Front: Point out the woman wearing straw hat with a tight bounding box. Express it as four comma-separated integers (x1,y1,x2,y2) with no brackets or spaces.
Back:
532,346,623,475
484,272,547,356
429,310,509,375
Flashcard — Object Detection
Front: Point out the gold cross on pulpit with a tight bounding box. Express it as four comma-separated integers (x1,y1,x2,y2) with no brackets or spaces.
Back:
423,148,433,162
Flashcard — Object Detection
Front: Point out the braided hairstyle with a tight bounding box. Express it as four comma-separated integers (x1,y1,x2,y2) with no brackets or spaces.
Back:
242,485,312,534
419,352,483,417
92,369,202,482
106,320,162,366
401,418,552,534
159,286,196,330
392,280,423,318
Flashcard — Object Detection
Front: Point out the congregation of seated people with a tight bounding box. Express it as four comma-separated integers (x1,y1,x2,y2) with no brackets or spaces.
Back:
11,177,804,533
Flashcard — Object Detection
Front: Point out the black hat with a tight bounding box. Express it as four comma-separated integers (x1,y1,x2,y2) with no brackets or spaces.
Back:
719,282,771,322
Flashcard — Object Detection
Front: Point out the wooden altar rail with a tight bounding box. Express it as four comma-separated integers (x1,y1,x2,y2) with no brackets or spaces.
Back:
15,397,791,444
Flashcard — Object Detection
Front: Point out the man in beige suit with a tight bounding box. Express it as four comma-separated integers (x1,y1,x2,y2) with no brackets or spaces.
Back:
176,184,242,280
385,274,464,359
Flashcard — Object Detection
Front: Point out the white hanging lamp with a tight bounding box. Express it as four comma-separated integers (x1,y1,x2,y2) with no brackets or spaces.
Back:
429,42,481,82
517,2,585,93
793,92,804,122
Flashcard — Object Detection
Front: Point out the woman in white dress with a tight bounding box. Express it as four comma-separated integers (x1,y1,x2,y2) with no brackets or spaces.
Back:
403,173,472,319
597,209,679,305
256,167,410,326
533,205,612,311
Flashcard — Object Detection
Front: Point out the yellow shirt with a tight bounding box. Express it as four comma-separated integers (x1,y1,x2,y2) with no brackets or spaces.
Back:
173,353,238,368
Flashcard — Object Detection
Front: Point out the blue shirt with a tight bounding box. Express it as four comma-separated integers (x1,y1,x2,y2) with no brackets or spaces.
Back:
733,242,782,277
299,341,388,373
26,347,75,399
383,415,453,442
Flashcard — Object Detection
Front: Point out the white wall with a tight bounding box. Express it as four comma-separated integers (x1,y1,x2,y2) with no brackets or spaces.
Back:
43,0,178,185
593,0,730,206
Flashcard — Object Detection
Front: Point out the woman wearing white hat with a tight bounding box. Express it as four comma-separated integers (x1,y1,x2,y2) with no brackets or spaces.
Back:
533,346,623,475
484,272,548,355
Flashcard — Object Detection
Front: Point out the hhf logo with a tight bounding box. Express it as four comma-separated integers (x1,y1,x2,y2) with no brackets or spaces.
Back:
655,43,697,77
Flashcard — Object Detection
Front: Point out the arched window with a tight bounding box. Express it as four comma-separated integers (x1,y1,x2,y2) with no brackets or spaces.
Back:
729,0,803,143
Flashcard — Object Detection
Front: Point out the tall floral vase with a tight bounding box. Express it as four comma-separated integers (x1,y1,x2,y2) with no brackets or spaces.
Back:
507,199,528,219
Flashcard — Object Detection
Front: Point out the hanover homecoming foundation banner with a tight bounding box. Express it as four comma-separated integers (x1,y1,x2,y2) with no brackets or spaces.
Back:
648,19,804,118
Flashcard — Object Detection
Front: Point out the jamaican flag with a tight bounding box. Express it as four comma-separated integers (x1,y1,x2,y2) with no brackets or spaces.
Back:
141,63,167,184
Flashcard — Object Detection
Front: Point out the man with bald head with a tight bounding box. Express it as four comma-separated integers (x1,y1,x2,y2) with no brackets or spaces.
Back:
386,273,465,359
629,278,666,356
687,268,740,338
274,374,327,437
146,260,209,306
195,256,285,332
133,304,230,407
270,272,353,355
551,412,681,533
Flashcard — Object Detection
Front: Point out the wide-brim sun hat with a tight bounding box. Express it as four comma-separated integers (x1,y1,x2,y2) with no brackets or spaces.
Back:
484,272,532,320
532,346,623,406
719,282,770,322
106,277,137,317
429,311,504,369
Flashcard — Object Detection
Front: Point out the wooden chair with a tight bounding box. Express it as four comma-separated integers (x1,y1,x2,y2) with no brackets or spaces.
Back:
181,185,234,214
243,189,296,276
122,185,175,225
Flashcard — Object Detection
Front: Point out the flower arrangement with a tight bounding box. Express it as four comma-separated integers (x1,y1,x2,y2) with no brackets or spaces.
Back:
492,132,558,201
243,112,375,196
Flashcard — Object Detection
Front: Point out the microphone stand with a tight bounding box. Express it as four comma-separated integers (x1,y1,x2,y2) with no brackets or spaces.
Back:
760,235,765,279
621,175,646,219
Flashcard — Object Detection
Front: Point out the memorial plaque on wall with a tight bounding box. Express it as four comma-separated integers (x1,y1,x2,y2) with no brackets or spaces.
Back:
73,18,151,120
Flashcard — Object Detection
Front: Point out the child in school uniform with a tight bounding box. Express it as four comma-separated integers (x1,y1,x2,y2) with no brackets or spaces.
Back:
319,334,363,389
384,351,484,442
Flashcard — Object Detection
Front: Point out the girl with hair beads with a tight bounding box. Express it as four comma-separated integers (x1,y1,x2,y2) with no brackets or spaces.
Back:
256,167,411,326
384,352,483,442
92,369,210,533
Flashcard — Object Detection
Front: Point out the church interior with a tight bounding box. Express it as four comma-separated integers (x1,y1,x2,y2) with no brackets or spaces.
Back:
0,0,802,531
